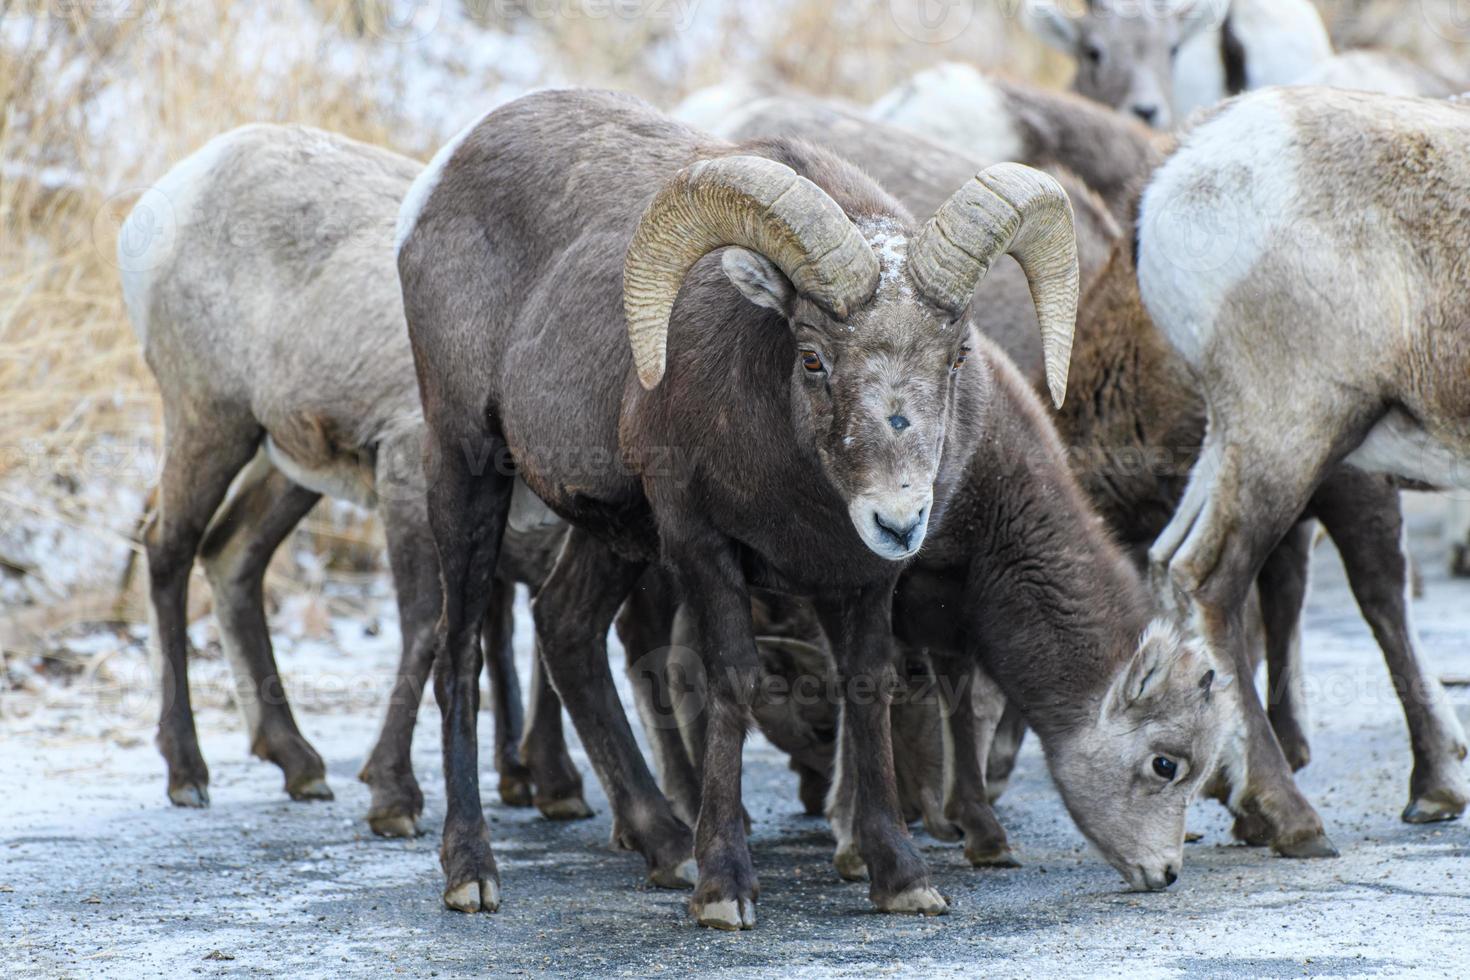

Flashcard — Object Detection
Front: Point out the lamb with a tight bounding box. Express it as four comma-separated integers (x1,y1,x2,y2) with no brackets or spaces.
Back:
117,124,592,833
1021,0,1457,129
393,87,1096,927
1139,87,1470,842
728,96,1470,854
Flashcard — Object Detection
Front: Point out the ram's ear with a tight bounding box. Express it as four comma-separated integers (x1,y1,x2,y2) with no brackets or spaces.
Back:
1023,1,1081,53
723,247,795,316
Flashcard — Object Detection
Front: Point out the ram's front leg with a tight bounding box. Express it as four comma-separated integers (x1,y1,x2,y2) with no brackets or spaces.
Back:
666,533,761,931
816,586,946,915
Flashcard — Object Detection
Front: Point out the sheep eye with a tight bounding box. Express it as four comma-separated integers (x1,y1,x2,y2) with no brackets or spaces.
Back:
1152,756,1178,781
1085,43,1104,65
800,350,825,373
951,346,970,372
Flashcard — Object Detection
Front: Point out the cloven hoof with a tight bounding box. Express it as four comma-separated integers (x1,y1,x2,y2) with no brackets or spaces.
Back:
878,884,949,915
287,776,334,802
536,796,595,821
1273,832,1339,859
367,814,422,839
168,783,209,808
965,844,1021,869
694,897,756,931
1402,793,1467,824
648,858,699,890
443,879,500,914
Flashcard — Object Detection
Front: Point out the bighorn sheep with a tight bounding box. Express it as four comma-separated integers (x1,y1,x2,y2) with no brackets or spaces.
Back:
1022,0,1456,129
867,63,1163,221
395,88,1084,926
1140,87,1470,841
729,97,1470,853
118,124,592,831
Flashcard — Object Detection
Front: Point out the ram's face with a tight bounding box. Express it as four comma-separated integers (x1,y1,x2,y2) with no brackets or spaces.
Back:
721,219,968,561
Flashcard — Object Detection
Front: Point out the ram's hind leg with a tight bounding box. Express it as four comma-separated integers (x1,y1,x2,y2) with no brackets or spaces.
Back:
1151,423,1344,858
1257,522,1316,772
482,579,534,807
1313,469,1470,824
521,650,593,819
933,655,1016,867
534,528,695,890
145,406,262,808
199,455,326,801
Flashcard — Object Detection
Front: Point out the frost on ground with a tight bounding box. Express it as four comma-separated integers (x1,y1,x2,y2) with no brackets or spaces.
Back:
4,505,1470,978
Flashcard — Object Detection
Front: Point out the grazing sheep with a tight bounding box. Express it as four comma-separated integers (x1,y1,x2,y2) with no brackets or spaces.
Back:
116,124,591,831
1140,87,1470,840
730,96,1470,853
395,87,1084,925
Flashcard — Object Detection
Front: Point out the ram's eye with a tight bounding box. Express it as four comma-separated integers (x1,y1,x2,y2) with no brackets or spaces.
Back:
1152,756,1178,781
800,350,825,373
951,346,970,372
1085,43,1104,65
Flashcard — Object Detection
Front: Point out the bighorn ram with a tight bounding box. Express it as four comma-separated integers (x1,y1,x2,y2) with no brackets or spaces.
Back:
118,124,592,830
728,98,1470,853
1022,0,1457,129
394,88,1083,926
1140,87,1470,840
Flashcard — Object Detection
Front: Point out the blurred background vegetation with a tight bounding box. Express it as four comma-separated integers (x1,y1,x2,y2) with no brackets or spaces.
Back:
1,0,1465,643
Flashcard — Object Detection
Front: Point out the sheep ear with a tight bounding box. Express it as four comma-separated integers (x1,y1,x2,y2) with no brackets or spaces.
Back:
1023,1,1080,53
723,247,795,316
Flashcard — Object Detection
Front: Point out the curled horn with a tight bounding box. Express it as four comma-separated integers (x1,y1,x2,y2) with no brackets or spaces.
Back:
907,163,1080,408
623,155,880,390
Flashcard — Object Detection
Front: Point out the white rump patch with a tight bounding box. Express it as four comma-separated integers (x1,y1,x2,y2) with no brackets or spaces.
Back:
118,129,238,349
394,108,495,256
870,63,1024,165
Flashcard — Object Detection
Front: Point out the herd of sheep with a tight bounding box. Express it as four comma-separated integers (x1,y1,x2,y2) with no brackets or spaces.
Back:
112,0,1470,931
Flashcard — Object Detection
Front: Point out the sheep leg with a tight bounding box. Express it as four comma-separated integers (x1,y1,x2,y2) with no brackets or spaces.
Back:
144,408,262,808
481,579,535,808
985,702,1027,803
617,573,705,827
814,586,946,916
825,707,865,880
532,527,696,891
1256,521,1315,772
421,424,515,914
1312,470,1470,824
934,654,1016,867
520,648,592,820
198,455,327,802
1151,432,1339,858
891,652,950,837
359,482,440,840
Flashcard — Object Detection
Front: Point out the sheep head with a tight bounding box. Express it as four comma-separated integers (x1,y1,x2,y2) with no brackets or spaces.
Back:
623,155,1079,560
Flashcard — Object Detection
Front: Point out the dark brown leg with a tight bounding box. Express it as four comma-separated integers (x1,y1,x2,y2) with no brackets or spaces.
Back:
532,528,694,888
1257,521,1315,772
199,458,326,801
144,410,261,808
932,654,1016,867
814,586,946,915
618,573,705,827
520,650,592,819
985,701,1026,802
421,421,514,913
1312,469,1470,823
482,578,534,807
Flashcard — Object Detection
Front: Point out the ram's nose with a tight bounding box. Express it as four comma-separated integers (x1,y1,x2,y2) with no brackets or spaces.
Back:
874,508,925,552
